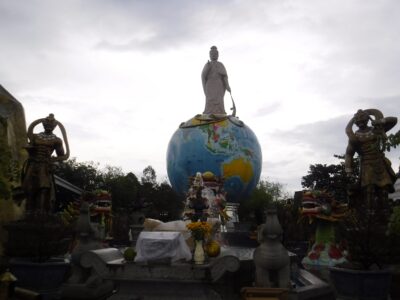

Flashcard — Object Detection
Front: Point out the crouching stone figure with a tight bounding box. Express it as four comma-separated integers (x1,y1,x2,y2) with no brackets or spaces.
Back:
253,208,290,288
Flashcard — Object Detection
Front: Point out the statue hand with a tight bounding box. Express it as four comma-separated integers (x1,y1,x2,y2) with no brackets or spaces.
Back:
372,118,385,127
226,86,231,93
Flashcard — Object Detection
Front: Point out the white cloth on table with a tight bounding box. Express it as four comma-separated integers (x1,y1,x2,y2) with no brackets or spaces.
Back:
134,231,192,263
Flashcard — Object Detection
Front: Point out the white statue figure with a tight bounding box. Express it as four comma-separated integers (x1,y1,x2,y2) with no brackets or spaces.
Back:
193,172,204,188
201,46,231,115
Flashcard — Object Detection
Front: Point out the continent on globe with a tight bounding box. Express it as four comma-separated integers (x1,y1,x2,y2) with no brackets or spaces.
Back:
222,157,253,184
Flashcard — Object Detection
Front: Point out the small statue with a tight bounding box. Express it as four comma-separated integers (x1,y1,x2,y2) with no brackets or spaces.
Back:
22,114,69,214
193,171,204,188
253,209,290,288
201,46,231,115
345,109,397,206
188,187,209,222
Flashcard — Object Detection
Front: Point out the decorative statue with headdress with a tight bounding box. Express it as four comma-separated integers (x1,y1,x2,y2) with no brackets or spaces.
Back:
345,108,397,206
22,114,69,214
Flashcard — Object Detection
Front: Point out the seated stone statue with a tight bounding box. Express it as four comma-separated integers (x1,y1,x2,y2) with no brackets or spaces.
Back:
253,209,290,288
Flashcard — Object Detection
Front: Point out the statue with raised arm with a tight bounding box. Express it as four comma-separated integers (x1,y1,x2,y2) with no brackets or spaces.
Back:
201,46,231,115
345,109,397,206
22,114,69,214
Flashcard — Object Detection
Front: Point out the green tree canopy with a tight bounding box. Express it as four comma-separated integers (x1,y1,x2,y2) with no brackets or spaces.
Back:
55,158,103,191
238,180,287,225
55,159,183,221
301,155,358,202
108,172,140,212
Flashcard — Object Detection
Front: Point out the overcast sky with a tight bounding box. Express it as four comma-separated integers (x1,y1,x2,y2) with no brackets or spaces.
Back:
1,0,400,193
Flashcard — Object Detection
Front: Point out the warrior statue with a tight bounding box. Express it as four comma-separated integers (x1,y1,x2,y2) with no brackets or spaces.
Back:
201,46,231,116
22,114,69,214
345,109,397,207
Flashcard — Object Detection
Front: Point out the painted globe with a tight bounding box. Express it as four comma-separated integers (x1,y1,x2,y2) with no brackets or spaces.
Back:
167,116,262,203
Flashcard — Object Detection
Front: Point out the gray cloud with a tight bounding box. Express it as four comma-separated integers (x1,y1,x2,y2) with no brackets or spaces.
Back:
254,102,282,117
356,95,400,117
271,114,351,156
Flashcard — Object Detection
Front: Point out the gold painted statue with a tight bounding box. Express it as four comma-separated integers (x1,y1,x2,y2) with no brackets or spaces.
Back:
345,109,397,205
22,114,69,214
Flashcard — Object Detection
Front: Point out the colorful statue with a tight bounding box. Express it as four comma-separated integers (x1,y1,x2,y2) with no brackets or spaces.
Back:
201,46,231,115
345,109,397,207
192,171,204,189
22,114,69,214
183,171,230,224
300,190,348,267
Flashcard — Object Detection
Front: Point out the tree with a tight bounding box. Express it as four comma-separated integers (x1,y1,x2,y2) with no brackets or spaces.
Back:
55,160,184,222
238,180,287,225
385,130,400,152
55,158,104,191
141,165,156,186
301,155,359,202
146,181,184,222
109,172,140,212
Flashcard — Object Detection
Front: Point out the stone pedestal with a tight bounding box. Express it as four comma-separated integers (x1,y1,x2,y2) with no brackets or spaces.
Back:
79,247,240,300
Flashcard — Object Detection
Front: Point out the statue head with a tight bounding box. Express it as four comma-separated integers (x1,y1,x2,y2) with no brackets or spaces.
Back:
354,109,370,128
42,113,57,133
209,46,219,61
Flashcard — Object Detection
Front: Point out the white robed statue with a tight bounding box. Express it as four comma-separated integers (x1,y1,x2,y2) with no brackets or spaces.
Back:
201,46,231,115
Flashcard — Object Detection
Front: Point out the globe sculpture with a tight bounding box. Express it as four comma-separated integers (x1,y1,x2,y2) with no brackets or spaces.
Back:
167,46,262,203
167,116,262,202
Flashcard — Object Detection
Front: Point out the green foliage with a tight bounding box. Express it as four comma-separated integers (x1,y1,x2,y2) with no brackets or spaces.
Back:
384,130,400,152
55,158,104,191
145,181,184,222
276,200,313,244
55,159,183,221
344,199,393,269
109,172,140,212
141,165,156,186
388,206,400,237
301,155,359,202
238,180,286,224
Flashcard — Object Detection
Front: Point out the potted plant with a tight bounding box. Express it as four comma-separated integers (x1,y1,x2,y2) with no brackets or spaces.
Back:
329,186,394,300
387,205,400,299
329,109,398,300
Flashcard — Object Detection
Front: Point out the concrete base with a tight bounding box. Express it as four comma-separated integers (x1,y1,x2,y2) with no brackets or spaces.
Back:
109,281,221,300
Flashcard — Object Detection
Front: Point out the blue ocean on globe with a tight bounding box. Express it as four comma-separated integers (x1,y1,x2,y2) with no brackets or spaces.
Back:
167,116,262,203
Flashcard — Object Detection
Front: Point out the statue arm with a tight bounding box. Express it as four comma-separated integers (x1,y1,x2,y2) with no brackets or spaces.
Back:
55,138,65,157
52,120,70,162
345,117,356,139
382,116,397,132
345,142,356,175
223,76,231,93
27,118,45,143
345,114,357,174
219,63,231,93
201,62,210,94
